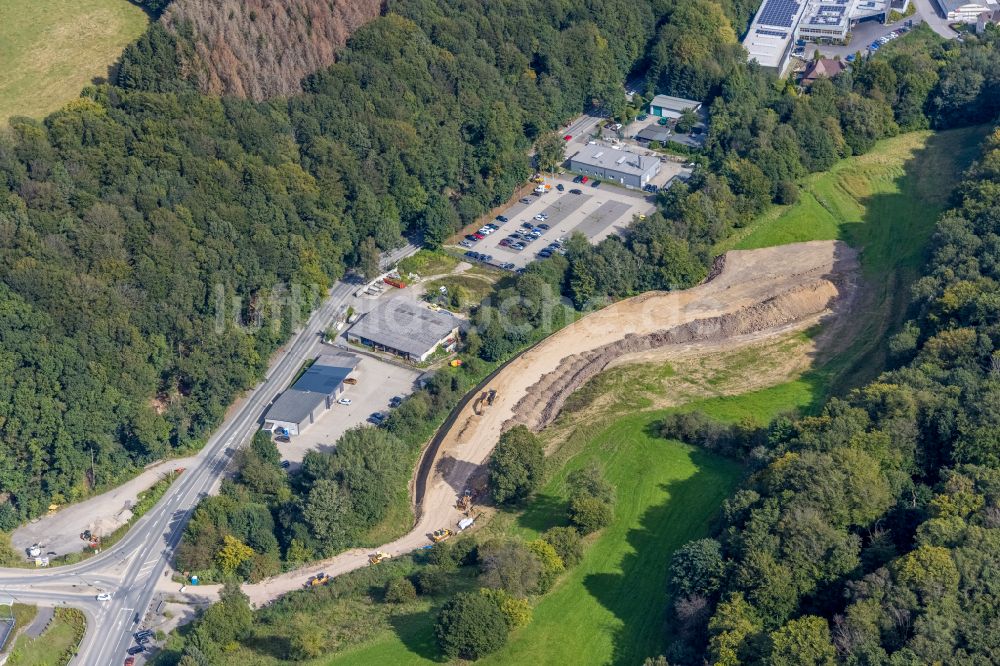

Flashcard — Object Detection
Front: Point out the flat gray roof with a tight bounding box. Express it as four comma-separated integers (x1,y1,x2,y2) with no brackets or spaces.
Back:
570,144,659,177
265,353,359,424
650,95,702,112
636,126,671,142
348,299,461,357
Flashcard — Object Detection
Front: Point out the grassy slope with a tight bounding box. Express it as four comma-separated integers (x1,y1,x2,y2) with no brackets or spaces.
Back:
718,127,986,393
0,0,148,122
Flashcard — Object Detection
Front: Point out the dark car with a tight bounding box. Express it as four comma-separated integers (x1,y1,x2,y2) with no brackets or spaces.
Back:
464,250,476,258
537,223,550,230
572,175,582,183
570,188,582,195
556,184,564,191
521,221,534,229
127,646,145,655
280,460,290,469
591,180,601,188
464,234,478,242
538,249,553,258
496,215,508,223
133,613,140,624
275,435,290,443
390,396,403,407
498,238,511,247
501,262,516,270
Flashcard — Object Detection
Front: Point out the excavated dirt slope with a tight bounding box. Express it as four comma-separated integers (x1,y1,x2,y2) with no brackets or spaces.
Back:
238,240,858,603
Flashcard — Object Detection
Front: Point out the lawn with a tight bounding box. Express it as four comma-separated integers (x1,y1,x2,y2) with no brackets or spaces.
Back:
6,608,85,666
397,250,459,278
0,0,149,123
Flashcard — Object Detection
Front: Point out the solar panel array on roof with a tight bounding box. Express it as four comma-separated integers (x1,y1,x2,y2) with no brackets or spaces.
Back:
756,28,788,37
758,0,801,27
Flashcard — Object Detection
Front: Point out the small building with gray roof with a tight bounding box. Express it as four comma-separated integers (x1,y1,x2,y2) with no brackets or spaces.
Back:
264,352,359,436
568,144,661,189
346,299,462,363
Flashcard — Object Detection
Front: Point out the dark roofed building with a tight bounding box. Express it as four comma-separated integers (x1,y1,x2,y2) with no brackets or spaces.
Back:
264,353,359,436
800,57,846,86
346,299,462,362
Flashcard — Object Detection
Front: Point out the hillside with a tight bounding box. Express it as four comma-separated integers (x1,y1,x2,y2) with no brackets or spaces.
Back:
160,0,383,99
0,0,147,122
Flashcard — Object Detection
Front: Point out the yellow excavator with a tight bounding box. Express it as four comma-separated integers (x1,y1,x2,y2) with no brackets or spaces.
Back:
431,528,454,543
368,551,391,565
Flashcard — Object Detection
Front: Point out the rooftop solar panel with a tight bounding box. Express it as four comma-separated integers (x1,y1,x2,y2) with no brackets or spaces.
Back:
756,28,789,37
758,0,801,27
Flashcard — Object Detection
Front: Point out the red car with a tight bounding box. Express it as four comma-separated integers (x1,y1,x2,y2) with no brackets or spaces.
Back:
563,134,572,141
473,232,485,240
580,175,588,183
499,239,511,247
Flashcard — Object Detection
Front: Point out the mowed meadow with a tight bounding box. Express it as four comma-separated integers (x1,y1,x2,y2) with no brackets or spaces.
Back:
0,0,148,122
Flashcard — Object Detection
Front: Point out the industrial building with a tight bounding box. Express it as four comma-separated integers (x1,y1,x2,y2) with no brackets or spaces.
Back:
648,95,702,120
346,299,461,363
568,144,661,189
937,0,999,22
743,0,898,74
263,353,360,436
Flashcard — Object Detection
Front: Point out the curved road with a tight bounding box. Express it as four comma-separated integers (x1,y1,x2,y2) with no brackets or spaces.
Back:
0,244,416,665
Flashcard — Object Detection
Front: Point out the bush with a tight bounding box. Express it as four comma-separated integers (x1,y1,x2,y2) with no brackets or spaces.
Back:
527,539,565,593
416,567,452,596
480,587,533,628
775,180,799,205
384,577,418,603
436,591,511,660
543,526,584,567
478,539,543,597
569,496,614,534
489,426,546,504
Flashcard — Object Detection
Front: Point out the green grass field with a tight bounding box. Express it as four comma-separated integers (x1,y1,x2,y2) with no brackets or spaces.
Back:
0,0,148,122
6,608,85,666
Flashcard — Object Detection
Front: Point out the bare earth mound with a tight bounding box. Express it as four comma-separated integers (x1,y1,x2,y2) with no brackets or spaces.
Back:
238,240,859,604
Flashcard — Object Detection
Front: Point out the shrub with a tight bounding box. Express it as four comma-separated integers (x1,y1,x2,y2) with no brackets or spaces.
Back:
543,526,584,567
416,567,451,596
527,539,565,592
489,426,545,504
569,496,614,534
478,539,543,597
436,591,511,660
480,587,533,628
384,576,418,603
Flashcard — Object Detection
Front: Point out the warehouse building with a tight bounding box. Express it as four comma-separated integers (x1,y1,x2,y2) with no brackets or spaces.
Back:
937,0,999,21
346,299,461,363
649,95,702,119
264,353,359,436
742,0,806,74
568,144,660,189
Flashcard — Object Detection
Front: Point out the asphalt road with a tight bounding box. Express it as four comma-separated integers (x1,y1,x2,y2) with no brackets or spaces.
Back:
0,243,417,665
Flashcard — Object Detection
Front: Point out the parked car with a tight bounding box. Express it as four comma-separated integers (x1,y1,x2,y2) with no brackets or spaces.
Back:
519,197,532,204
459,240,473,248
464,250,477,258
537,223,550,230
592,180,602,188
390,396,403,407
522,221,534,229
338,397,352,405
563,134,572,141
845,53,856,62
637,113,648,121
580,175,589,183
500,262,515,270
556,183,564,191
473,232,485,240
481,254,493,262
496,215,508,223
499,238,511,247
511,242,526,250
538,249,553,258
572,175,582,183
275,435,290,443
533,213,546,221
280,460,291,469
464,234,478,242
97,593,112,601
570,188,582,194
657,117,669,126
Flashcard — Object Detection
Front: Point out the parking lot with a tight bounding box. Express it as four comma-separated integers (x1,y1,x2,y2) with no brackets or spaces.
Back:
277,354,422,464
460,175,657,268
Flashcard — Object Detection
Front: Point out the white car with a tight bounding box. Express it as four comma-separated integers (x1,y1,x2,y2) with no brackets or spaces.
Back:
338,397,352,405
96,593,112,601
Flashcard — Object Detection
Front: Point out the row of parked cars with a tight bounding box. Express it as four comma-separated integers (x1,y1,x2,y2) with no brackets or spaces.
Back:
870,26,907,52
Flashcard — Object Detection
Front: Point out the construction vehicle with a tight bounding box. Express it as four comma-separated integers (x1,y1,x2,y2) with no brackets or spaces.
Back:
80,530,92,541
486,389,497,406
431,528,454,543
456,489,473,512
304,572,331,588
368,551,391,565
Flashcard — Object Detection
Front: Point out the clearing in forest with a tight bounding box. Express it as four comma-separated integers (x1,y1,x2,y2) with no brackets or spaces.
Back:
0,0,148,122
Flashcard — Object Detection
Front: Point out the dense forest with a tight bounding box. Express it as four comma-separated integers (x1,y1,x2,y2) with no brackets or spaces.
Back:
0,0,659,527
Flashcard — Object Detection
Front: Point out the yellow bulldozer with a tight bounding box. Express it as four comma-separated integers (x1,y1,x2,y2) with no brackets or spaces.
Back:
304,572,331,588
431,528,454,543
368,551,391,566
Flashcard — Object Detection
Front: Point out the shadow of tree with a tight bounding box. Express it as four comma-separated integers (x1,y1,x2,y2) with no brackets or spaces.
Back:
388,609,446,663
582,449,740,665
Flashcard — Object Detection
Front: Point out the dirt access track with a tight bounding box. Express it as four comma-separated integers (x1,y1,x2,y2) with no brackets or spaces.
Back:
232,240,859,604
